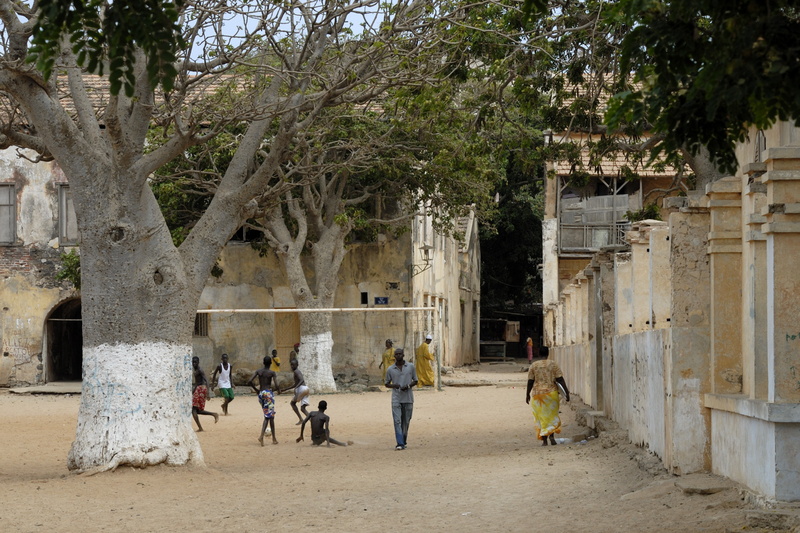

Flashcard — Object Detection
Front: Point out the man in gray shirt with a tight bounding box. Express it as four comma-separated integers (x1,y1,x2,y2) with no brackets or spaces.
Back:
384,348,418,450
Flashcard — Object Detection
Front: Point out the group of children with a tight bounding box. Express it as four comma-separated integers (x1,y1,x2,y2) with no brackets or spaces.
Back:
191,349,350,448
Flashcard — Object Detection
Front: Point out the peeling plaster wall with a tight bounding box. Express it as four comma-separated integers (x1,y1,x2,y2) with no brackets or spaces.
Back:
550,207,712,476
0,151,76,387
191,224,478,381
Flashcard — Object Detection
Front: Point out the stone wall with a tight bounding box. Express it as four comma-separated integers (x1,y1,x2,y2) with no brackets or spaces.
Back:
545,124,800,501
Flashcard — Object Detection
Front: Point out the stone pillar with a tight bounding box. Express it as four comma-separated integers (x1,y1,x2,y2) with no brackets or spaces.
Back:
742,163,769,400
563,288,574,345
667,206,711,473
761,148,800,403
707,177,743,394
555,295,564,346
614,252,634,336
649,224,671,329
576,274,588,343
584,262,602,408
628,225,653,331
598,253,616,416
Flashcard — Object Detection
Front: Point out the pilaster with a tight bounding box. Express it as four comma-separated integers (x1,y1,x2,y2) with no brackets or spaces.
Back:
761,147,800,403
707,177,743,395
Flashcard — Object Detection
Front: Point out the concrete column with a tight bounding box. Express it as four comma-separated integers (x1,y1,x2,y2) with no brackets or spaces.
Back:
628,225,653,331
584,262,601,408
707,177,743,395
599,253,617,417
544,306,556,347
649,224,671,329
742,163,769,400
555,296,564,346
761,147,800,403
576,274,588,343
667,206,712,473
562,289,572,345
542,219,559,307
614,252,634,336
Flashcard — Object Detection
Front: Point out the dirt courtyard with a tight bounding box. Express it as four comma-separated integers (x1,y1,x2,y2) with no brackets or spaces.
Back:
0,365,790,533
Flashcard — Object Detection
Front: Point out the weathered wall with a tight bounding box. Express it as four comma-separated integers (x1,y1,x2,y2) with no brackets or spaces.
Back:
0,152,76,386
550,215,712,476
611,330,667,459
192,234,412,379
547,121,800,501
409,209,481,372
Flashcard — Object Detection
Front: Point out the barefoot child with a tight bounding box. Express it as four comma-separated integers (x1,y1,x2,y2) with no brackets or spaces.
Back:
296,401,350,447
211,353,234,415
282,359,310,424
192,356,219,431
248,356,279,446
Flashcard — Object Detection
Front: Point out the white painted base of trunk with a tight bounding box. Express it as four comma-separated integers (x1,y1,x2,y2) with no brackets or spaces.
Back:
67,343,204,472
298,332,337,393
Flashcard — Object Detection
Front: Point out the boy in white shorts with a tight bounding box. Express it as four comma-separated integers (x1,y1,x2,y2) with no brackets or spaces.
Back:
282,359,310,424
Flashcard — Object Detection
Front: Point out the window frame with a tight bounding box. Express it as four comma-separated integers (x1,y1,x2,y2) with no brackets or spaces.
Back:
0,184,16,245
58,184,80,246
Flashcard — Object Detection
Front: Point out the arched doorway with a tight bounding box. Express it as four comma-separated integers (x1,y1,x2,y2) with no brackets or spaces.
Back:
46,298,82,382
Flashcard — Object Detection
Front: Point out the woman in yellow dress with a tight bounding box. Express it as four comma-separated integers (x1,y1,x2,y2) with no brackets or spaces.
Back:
525,346,570,445
379,339,395,381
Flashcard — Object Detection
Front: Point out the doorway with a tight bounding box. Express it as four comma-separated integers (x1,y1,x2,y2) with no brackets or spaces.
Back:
274,310,300,360
46,298,82,382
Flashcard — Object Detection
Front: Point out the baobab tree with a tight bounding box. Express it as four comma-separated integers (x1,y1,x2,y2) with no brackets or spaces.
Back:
0,0,482,472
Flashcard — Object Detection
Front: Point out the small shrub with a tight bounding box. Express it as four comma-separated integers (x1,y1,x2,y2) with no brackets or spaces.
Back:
56,249,81,290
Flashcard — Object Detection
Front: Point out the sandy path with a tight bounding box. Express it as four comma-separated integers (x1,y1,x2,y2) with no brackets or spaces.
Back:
0,373,774,533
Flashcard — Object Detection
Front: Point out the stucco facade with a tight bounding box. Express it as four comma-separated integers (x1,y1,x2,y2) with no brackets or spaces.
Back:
0,149,481,388
543,122,800,502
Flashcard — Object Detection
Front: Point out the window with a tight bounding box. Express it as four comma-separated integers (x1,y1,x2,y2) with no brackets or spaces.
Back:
194,313,209,337
0,184,15,244
59,185,80,245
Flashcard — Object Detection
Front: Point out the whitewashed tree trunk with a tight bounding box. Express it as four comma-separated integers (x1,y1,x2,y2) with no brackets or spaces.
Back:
62,167,212,471
68,343,202,471
297,311,337,392
268,200,349,393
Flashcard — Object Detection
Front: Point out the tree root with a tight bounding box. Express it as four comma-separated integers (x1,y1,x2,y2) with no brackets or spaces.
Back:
79,447,202,476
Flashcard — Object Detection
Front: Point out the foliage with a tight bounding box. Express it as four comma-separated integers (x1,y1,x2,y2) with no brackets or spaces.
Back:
625,203,661,222
607,0,800,175
30,0,185,96
55,249,81,290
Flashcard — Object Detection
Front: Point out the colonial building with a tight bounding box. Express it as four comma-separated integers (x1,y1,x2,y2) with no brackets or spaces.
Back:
0,150,480,388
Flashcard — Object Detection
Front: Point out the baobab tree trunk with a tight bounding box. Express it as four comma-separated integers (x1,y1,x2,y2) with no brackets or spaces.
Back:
66,188,204,472
297,309,338,392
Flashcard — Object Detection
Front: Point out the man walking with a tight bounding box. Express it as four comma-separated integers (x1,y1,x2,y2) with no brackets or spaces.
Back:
384,348,418,450
211,353,234,415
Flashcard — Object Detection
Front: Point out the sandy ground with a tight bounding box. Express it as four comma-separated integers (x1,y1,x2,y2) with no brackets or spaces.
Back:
0,362,793,533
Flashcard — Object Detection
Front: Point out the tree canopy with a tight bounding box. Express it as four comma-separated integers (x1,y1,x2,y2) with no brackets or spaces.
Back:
607,0,800,175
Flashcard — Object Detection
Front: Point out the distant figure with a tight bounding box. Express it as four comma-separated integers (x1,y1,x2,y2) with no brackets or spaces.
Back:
211,353,234,415
248,356,279,446
525,346,570,446
270,349,281,372
289,342,300,362
526,337,533,363
296,400,350,447
379,339,394,381
385,348,418,450
192,356,219,431
415,334,435,387
282,359,310,424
